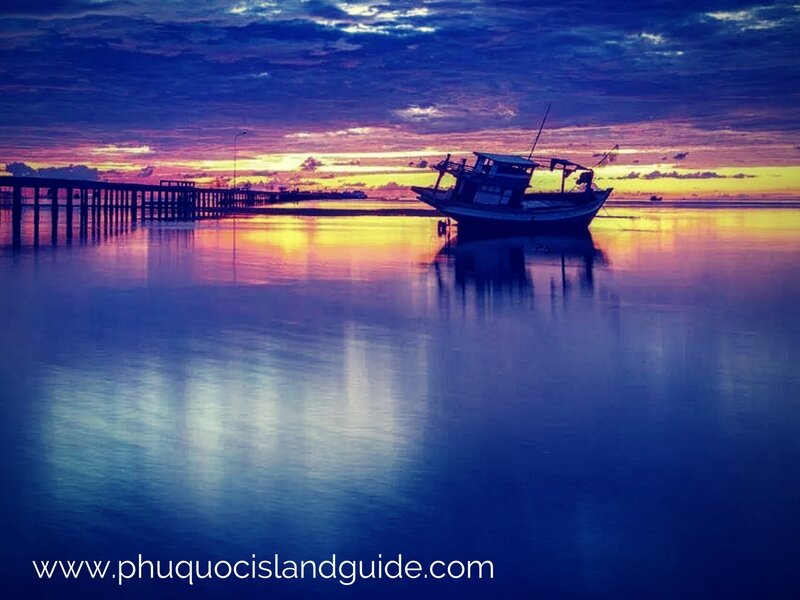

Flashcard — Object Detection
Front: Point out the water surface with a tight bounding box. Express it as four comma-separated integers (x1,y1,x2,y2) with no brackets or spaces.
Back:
1,207,799,598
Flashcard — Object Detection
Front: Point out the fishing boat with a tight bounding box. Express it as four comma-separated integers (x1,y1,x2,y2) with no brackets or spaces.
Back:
412,151,613,234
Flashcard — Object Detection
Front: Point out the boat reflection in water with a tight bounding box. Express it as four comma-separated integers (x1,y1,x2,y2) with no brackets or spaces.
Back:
431,231,607,306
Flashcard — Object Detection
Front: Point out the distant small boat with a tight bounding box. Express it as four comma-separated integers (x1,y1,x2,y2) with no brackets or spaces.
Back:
412,152,612,234
649,195,663,202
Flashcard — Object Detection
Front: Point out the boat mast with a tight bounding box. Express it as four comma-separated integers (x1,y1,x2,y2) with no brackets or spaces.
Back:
528,103,551,160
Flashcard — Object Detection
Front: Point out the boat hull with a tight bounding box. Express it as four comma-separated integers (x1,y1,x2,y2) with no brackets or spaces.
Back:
413,187,612,234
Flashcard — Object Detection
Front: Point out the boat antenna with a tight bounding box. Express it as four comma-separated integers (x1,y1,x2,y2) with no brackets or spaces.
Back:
528,102,551,160
592,144,619,168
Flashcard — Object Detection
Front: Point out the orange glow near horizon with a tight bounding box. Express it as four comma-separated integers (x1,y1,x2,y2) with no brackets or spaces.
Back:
4,120,799,200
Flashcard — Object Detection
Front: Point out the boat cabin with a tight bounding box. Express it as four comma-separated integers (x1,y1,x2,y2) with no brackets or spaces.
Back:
433,151,596,206
472,153,536,180
436,152,537,207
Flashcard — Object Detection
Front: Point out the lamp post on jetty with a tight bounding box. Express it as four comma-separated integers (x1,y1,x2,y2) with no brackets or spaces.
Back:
233,130,248,189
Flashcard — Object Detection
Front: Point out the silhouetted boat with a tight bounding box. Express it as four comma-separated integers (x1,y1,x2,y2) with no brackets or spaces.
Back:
413,152,612,234
649,195,663,202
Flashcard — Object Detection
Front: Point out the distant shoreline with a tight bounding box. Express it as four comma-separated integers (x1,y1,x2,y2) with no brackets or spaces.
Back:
605,199,800,209
1,199,799,219
207,198,800,216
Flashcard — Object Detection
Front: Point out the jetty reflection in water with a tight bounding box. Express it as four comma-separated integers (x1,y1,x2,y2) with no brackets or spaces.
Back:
0,207,799,599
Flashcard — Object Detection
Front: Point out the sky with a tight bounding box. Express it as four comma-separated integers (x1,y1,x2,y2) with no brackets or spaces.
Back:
0,0,799,198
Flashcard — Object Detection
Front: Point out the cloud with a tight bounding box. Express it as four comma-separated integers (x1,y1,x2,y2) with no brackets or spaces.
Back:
227,1,281,18
393,101,517,125
300,156,323,171
633,32,665,44
0,0,799,162
138,165,155,178
309,3,436,35
224,1,437,36
705,7,790,30
91,145,153,155
0,0,115,17
673,152,689,160
285,127,378,139
614,170,756,180
394,105,445,121
4,162,100,180
408,159,429,168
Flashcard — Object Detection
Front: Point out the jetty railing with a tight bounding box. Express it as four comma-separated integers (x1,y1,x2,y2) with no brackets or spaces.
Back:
0,176,280,249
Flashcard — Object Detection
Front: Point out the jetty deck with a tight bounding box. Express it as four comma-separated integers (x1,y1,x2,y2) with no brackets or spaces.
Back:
0,176,279,249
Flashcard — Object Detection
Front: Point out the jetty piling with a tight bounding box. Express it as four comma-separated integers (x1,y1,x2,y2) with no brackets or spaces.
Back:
2,176,369,248
1,176,282,248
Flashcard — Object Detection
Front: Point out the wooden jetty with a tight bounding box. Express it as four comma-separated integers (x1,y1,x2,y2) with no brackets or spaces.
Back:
0,176,280,249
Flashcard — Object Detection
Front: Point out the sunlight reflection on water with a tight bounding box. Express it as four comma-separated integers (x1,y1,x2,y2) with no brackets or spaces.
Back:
1,207,799,598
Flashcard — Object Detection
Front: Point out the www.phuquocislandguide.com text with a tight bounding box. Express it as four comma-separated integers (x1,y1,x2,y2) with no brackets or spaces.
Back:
33,553,495,586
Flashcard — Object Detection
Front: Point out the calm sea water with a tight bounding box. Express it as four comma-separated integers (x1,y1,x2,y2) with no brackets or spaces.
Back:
1,206,799,599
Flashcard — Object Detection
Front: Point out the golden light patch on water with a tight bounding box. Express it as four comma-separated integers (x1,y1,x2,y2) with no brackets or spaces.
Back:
592,207,800,271
239,222,310,255
158,214,442,286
